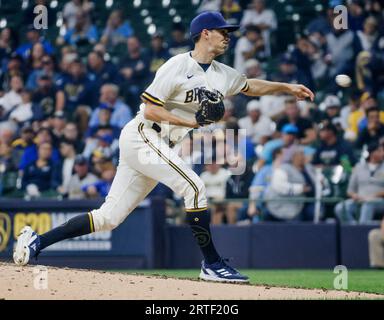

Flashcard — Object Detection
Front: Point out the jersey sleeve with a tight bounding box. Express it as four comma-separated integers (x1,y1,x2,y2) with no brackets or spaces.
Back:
141,57,179,107
224,66,249,97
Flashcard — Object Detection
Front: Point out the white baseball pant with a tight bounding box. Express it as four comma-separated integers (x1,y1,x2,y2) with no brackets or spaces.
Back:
91,116,208,232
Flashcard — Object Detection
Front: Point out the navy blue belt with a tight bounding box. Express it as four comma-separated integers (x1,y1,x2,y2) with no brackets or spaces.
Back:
151,123,175,148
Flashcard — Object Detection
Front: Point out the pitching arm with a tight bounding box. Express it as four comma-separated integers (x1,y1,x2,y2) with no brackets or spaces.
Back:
243,79,315,101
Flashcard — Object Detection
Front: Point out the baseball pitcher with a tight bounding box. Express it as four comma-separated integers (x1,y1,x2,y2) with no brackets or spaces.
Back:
14,12,314,283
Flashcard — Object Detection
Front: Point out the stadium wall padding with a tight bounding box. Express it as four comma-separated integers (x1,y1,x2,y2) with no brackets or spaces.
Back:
0,199,380,269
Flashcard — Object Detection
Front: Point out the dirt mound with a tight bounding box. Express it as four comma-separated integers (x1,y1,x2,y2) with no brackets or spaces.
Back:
0,263,381,300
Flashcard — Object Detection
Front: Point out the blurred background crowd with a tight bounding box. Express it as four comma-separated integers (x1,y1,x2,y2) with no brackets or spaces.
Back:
0,0,384,226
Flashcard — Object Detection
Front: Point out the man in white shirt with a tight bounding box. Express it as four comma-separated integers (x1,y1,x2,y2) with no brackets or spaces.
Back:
200,163,231,225
240,0,277,55
234,26,265,74
238,99,275,145
0,75,23,117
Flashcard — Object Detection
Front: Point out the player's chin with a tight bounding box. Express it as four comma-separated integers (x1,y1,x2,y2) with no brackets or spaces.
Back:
215,46,228,56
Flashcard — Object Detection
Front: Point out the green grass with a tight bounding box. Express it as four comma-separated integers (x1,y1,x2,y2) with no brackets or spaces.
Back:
115,269,384,295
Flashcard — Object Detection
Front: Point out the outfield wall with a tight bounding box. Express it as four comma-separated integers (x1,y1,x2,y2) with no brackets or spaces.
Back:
0,199,379,269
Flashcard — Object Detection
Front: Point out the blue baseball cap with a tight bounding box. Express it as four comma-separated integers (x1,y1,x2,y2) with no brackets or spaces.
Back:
190,11,239,39
281,124,299,135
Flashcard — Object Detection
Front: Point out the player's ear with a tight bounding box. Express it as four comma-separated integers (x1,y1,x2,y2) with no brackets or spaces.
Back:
201,29,210,40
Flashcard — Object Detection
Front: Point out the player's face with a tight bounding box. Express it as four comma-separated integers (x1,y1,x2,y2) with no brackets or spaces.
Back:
209,29,230,55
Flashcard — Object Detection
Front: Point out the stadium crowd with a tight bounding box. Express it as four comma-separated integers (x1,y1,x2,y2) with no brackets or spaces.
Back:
0,0,384,226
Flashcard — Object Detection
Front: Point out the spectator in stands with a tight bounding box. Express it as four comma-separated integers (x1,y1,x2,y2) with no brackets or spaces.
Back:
248,147,283,222
63,122,84,153
318,95,342,128
221,0,243,25
21,142,61,196
224,118,256,164
11,126,35,165
8,89,34,124
0,140,19,195
19,127,60,171
335,142,384,224
200,162,231,225
234,25,265,74
89,84,132,130
256,123,299,170
355,31,384,96
15,26,53,60
348,93,384,139
51,111,67,141
57,139,76,196
221,0,243,57
82,161,115,198
87,51,120,93
32,72,65,119
276,97,316,146
225,155,254,224
58,47,79,76
346,0,366,32
340,90,361,135
62,10,99,46
101,9,134,47
232,59,266,117
87,104,120,139
240,0,277,56
26,43,46,73
58,58,94,113
270,53,300,85
63,0,94,30
305,7,333,36
365,0,384,24
312,123,357,167
355,16,380,52
0,53,25,93
0,121,17,149
368,217,384,268
0,141,18,173
197,0,221,13
168,23,193,57
0,27,18,59
290,35,315,91
66,155,98,199
0,75,23,119
119,37,150,109
148,32,171,80
83,124,116,159
355,107,384,150
264,145,317,221
26,54,60,91
238,99,275,145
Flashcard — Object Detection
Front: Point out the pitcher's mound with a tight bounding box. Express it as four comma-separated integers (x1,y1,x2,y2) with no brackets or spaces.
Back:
0,263,381,300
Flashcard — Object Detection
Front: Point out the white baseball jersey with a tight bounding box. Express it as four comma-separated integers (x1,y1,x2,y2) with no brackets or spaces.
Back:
90,52,250,231
140,52,249,144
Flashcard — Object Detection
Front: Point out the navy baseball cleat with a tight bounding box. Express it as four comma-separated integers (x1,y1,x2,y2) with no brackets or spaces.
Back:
13,226,41,266
199,258,249,283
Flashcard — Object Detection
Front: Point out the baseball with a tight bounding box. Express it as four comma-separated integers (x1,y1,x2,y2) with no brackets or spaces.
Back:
335,74,352,87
